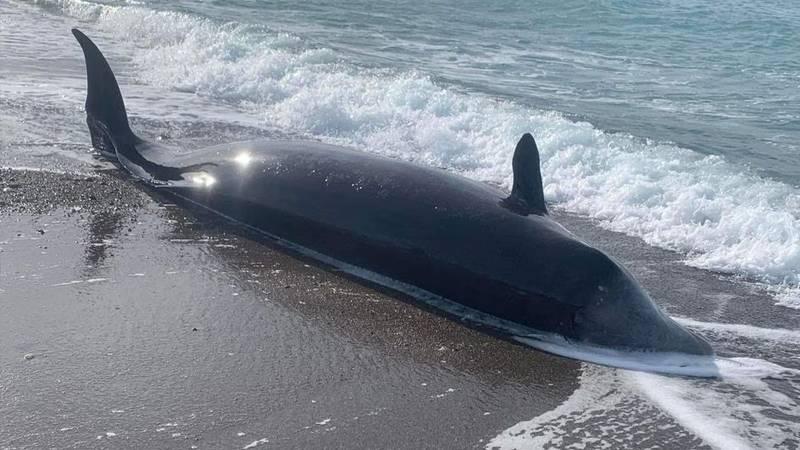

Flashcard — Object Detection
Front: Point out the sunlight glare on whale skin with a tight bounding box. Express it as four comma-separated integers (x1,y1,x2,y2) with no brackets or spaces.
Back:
189,172,216,188
233,151,253,168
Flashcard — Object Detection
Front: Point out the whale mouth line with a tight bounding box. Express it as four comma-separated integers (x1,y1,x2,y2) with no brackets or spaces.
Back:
514,334,720,378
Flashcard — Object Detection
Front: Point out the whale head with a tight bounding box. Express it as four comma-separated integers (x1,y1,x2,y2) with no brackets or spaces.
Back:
567,249,712,356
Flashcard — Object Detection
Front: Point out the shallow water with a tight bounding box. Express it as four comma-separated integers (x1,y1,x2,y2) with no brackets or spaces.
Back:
1,0,799,447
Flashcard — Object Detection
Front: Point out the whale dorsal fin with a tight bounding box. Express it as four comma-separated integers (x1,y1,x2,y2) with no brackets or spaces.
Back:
504,133,547,215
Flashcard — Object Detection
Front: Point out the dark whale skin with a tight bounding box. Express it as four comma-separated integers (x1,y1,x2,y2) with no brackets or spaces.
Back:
160,141,712,355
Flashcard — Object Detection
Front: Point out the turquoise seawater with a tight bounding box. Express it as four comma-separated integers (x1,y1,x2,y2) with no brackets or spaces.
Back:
160,0,800,182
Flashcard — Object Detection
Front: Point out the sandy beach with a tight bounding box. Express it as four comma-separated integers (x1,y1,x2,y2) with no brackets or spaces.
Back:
1,169,587,449
6,169,794,449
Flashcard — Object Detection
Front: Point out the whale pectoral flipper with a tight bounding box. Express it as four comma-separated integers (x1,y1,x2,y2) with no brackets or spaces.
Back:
503,133,547,215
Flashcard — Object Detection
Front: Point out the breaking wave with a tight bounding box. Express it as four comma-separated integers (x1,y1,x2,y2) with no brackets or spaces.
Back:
32,0,800,306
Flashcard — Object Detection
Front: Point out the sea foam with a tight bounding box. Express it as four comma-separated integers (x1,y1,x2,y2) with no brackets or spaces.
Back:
489,357,800,450
36,0,800,306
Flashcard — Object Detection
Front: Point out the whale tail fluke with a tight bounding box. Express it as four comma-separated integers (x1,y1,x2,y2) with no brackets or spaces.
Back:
72,28,140,159
71,29,207,182
503,133,547,215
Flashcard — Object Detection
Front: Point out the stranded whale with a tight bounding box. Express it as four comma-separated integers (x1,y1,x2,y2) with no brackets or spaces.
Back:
72,29,712,361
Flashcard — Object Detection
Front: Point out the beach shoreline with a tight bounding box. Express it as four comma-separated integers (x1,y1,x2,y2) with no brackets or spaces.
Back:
2,165,798,448
1,168,585,449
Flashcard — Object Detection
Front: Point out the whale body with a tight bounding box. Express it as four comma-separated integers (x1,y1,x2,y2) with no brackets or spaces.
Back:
72,29,712,361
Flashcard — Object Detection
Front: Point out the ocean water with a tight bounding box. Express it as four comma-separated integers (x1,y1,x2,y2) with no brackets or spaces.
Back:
3,0,799,307
1,0,799,447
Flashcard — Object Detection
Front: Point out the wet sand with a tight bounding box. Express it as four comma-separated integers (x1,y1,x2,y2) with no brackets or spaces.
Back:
3,169,793,449
0,169,582,449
